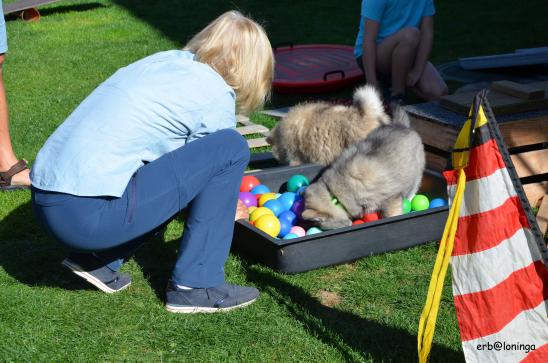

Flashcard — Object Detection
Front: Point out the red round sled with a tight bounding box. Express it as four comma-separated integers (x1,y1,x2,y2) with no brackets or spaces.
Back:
273,44,364,94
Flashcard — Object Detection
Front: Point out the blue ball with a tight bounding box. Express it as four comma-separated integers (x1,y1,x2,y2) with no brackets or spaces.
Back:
429,198,448,209
250,184,271,194
283,233,299,240
277,192,297,211
278,210,297,226
278,218,292,238
296,186,308,196
263,199,284,216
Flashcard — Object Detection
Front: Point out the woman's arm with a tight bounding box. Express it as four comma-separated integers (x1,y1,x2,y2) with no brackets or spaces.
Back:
408,16,434,87
362,18,381,88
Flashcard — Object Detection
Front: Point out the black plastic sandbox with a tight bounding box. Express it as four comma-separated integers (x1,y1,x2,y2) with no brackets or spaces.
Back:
231,164,449,273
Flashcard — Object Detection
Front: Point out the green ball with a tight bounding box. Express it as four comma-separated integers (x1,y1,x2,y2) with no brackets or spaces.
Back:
287,174,310,192
402,198,412,214
411,194,430,212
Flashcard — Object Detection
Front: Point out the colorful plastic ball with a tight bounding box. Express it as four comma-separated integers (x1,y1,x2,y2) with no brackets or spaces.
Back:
411,194,430,211
362,212,380,222
290,198,305,217
429,198,448,209
283,233,299,240
251,184,270,195
289,226,306,237
287,174,310,192
239,192,257,208
254,214,281,237
277,192,298,211
263,199,284,216
306,227,323,235
250,207,274,223
248,206,257,214
240,175,260,192
296,186,308,196
402,198,412,214
278,218,293,238
352,219,365,225
258,192,277,207
278,210,297,226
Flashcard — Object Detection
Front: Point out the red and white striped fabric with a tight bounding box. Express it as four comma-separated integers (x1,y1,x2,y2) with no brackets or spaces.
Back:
444,108,548,362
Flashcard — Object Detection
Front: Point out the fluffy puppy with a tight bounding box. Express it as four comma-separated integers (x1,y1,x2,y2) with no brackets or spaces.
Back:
301,107,425,230
266,85,389,166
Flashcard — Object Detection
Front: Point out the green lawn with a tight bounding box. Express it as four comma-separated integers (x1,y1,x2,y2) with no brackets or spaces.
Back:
1,1,547,361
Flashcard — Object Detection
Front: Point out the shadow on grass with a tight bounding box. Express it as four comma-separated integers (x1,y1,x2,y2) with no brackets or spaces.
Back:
243,265,464,363
0,200,94,291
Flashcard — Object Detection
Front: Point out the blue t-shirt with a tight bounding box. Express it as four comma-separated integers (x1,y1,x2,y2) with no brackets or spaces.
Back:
31,50,236,197
0,0,8,53
354,0,435,57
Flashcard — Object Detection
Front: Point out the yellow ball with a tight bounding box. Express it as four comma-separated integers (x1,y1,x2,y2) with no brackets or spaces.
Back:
258,192,277,207
248,206,257,214
254,214,281,237
250,207,274,223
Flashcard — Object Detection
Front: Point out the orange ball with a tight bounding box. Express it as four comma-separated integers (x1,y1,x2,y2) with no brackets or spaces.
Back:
352,219,365,225
254,214,281,237
362,212,380,222
240,176,261,193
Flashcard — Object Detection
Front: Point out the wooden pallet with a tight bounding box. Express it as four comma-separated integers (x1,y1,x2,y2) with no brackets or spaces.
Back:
236,114,270,150
406,100,548,211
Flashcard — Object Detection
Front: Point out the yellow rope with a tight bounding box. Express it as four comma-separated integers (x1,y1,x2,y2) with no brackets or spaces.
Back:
417,169,466,363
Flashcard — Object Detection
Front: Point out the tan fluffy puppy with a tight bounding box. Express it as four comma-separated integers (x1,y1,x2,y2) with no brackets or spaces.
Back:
266,85,390,166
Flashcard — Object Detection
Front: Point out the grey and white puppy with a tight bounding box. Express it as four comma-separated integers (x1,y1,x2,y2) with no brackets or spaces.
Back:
266,85,390,166
301,107,425,230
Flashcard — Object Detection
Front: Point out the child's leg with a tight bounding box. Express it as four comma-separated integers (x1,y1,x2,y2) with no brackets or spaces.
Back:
375,27,421,97
411,62,448,101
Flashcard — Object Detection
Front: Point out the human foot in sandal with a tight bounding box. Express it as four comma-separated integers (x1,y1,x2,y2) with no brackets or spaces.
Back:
0,160,31,190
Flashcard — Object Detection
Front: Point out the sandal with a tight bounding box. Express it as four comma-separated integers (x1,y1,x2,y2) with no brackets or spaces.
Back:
0,160,30,191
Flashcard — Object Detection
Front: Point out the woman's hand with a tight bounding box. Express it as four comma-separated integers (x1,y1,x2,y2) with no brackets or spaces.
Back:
407,67,422,87
235,199,249,221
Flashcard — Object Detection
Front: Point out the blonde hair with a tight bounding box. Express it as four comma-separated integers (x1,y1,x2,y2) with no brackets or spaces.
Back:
184,11,274,114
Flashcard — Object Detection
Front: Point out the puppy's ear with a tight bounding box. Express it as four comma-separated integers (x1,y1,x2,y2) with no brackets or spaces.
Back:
266,134,273,145
301,209,327,223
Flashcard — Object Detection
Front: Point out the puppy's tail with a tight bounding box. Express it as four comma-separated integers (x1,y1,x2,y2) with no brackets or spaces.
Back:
353,85,390,124
390,105,411,128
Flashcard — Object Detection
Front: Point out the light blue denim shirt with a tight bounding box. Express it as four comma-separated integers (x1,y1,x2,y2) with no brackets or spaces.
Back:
31,50,236,197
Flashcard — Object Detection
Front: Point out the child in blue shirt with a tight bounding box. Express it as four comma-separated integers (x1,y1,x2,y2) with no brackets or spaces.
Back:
31,11,274,313
355,0,448,105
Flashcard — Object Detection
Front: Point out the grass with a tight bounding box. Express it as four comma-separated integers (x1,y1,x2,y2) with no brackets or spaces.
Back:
1,0,547,361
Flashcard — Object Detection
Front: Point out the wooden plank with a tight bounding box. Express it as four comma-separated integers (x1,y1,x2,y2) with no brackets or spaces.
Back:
491,81,545,100
440,90,548,116
260,107,290,119
536,196,548,236
236,124,269,136
425,151,448,172
523,181,548,208
500,117,548,147
409,114,459,151
247,137,269,149
510,149,548,178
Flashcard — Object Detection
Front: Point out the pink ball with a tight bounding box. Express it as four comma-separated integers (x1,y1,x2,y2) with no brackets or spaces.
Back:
289,226,306,237
239,192,257,208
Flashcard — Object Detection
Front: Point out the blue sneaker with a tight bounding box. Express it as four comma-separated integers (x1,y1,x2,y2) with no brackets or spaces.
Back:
165,281,259,313
61,253,131,293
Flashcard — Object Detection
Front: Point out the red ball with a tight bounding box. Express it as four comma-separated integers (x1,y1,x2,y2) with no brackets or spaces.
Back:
362,212,380,223
240,176,261,193
352,219,365,225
